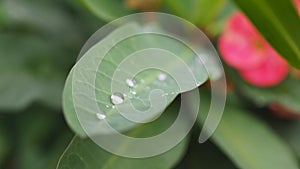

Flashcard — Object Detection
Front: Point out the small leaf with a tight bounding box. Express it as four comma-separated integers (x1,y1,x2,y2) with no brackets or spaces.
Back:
0,34,67,110
229,68,300,112
0,0,77,34
195,92,299,169
4,105,73,169
178,139,237,169
0,125,9,167
205,1,236,36
57,101,189,169
272,120,300,159
57,136,187,169
81,0,133,21
164,0,226,27
233,0,300,68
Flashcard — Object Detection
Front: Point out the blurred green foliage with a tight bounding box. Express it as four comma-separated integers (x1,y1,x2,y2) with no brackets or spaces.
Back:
0,0,101,168
1,0,300,169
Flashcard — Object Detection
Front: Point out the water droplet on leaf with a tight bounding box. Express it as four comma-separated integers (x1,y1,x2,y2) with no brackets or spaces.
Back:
158,73,167,81
126,78,136,88
111,92,124,105
131,90,137,95
96,113,106,120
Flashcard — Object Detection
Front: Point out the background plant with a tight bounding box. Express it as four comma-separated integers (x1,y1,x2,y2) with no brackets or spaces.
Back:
0,0,299,169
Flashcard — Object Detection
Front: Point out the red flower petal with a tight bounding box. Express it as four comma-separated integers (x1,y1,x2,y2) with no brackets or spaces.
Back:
239,48,289,87
219,12,289,87
294,0,300,15
218,12,271,70
225,12,257,37
218,32,267,70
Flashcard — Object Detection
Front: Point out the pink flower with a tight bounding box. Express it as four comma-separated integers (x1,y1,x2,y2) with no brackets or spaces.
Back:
294,0,300,15
239,48,288,87
218,12,288,87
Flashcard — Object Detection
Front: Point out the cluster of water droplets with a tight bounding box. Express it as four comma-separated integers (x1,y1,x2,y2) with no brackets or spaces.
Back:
96,71,182,120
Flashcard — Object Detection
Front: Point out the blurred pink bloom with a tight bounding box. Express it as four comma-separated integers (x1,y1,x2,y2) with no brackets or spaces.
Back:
218,13,267,70
294,0,300,14
239,48,288,87
218,12,288,87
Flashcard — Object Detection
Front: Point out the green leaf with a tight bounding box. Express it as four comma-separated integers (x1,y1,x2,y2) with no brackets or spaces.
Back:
57,100,189,169
1,105,73,169
0,0,94,52
0,125,9,167
57,136,187,169
81,0,133,21
63,23,209,136
63,71,86,137
0,34,67,110
195,92,299,169
178,138,237,169
205,0,236,36
0,0,76,34
164,0,226,27
233,0,300,68
271,120,300,159
214,108,299,169
228,68,300,112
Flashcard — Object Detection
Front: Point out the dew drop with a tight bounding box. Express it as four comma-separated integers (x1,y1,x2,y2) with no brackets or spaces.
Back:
111,92,124,105
96,113,106,120
105,105,109,108
126,78,136,88
131,91,137,95
162,93,168,96
158,73,167,81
